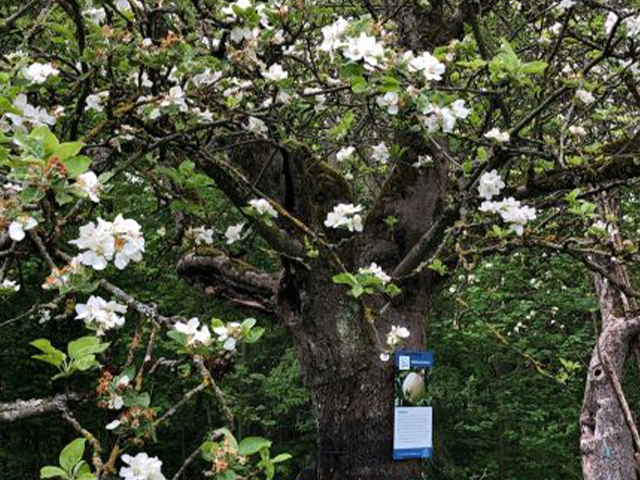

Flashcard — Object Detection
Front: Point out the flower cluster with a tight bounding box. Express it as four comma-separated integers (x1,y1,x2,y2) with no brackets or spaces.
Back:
380,325,411,361
371,143,390,164
187,226,215,245
213,321,241,351
0,278,20,292
484,127,510,143
75,295,127,336
22,62,59,84
478,170,505,200
419,99,470,133
173,318,212,347
225,223,244,245
324,203,364,232
480,197,537,235
70,215,145,270
405,51,446,82
358,263,391,285
97,372,131,410
120,453,166,480
5,94,56,129
249,198,278,218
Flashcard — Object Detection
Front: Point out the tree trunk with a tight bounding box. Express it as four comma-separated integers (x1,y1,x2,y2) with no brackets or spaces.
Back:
278,262,431,480
581,195,640,480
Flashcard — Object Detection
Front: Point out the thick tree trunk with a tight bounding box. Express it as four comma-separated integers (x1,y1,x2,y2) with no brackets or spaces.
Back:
277,259,432,480
581,196,640,479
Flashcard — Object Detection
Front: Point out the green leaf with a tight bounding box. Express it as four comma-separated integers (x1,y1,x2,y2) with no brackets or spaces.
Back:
241,318,257,330
53,142,84,161
68,336,108,360
73,355,98,371
271,453,292,463
238,437,272,456
521,61,548,74
167,330,188,346
59,438,85,472
40,466,68,479
31,339,66,368
61,155,91,178
332,273,358,287
123,391,150,408
31,126,59,156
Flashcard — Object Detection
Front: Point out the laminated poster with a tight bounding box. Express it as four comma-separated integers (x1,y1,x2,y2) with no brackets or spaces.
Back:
393,350,434,460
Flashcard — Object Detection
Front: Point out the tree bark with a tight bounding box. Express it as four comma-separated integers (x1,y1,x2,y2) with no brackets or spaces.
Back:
581,196,640,480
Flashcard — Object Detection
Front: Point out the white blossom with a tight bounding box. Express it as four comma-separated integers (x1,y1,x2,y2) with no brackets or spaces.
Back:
625,15,640,37
225,223,244,245
386,325,410,347
106,420,121,430
191,69,221,87
376,92,399,115
188,226,214,245
120,453,165,480
76,171,102,203
8,215,38,242
160,86,188,112
480,197,537,235
478,170,505,200
371,142,390,164
84,7,106,24
358,263,391,284
575,89,595,105
568,125,587,136
174,318,212,347
75,296,126,335
249,198,278,218
1,279,20,291
555,0,575,12
213,322,241,351
6,94,56,128
605,12,619,35
342,33,385,69
245,117,268,137
262,63,288,82
484,127,510,143
109,395,124,410
406,51,446,81
22,62,59,84
85,92,109,112
70,216,144,270
336,146,355,162
320,17,349,52
324,203,364,232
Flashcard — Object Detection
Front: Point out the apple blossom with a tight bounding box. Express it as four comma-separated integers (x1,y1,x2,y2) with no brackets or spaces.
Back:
8,215,38,242
225,223,244,245
262,63,288,82
174,318,212,347
249,198,278,218
371,142,390,164
336,146,356,162
76,171,102,203
484,127,510,143
120,453,166,480
22,62,59,84
75,296,127,335
478,170,505,200
359,263,392,284
324,204,364,232
575,89,595,105
376,92,399,115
